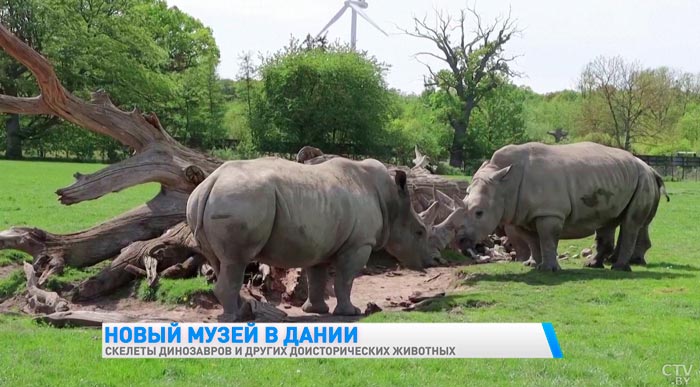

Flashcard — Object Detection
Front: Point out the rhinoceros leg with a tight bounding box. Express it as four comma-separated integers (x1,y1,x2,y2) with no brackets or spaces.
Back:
332,245,372,316
585,225,616,269
610,223,640,272
214,259,248,321
504,225,532,262
522,241,540,267
302,264,330,314
513,229,541,267
629,225,651,265
535,217,562,272
608,225,650,266
612,180,658,271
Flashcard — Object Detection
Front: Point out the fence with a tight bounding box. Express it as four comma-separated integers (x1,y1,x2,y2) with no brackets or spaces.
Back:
636,154,700,181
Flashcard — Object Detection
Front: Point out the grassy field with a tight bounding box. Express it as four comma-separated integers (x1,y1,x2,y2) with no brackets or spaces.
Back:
1,160,699,386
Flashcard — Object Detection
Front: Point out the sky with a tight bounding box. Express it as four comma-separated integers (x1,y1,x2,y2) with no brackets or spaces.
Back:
167,0,700,95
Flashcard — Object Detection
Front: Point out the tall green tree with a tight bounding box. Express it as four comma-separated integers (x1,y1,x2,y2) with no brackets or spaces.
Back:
250,38,392,155
385,91,452,165
522,89,582,143
0,0,52,159
1,0,224,159
466,82,528,163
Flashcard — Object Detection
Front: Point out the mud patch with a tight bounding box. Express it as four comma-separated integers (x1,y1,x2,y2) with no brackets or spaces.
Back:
581,188,614,207
1,266,472,323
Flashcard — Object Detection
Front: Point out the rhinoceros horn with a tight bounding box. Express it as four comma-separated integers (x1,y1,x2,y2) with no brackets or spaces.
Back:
417,201,440,226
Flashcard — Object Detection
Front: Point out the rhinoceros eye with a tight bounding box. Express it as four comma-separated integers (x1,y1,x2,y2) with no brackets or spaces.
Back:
416,229,424,237
475,210,484,219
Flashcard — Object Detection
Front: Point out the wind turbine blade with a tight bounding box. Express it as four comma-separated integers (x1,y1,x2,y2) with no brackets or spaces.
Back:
348,3,388,36
317,5,349,37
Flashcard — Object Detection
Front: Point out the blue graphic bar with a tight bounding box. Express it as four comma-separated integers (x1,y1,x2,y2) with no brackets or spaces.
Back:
541,322,563,358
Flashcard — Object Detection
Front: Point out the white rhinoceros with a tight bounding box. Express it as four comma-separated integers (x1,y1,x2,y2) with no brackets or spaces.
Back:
452,142,668,272
186,157,442,320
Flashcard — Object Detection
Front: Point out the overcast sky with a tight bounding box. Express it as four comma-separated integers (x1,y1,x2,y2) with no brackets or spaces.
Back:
166,0,700,95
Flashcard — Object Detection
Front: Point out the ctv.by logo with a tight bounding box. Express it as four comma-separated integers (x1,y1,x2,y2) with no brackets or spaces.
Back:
663,364,699,385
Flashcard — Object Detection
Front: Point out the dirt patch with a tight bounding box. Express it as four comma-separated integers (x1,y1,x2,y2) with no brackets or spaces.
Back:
1,265,471,323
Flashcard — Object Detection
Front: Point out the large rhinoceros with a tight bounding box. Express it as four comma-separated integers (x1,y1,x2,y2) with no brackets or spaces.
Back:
186,156,442,320
452,142,668,272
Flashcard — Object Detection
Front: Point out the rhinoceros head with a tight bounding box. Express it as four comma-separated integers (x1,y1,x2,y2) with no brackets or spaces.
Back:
412,188,467,253
384,171,443,270
455,163,512,254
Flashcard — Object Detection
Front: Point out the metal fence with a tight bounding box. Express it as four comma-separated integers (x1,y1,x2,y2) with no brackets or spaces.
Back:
636,154,700,181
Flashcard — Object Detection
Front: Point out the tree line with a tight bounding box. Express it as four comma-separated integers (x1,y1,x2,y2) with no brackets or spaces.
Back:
0,0,225,161
2,2,700,171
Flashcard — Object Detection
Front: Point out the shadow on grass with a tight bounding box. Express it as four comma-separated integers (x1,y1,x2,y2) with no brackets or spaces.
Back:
284,314,364,323
645,262,700,272
388,295,497,313
462,268,693,287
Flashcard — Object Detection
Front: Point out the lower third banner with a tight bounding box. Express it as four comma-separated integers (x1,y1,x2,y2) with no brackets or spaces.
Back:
102,322,563,359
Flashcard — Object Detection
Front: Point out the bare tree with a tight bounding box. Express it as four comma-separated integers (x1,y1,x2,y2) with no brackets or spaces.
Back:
579,56,688,151
404,6,519,167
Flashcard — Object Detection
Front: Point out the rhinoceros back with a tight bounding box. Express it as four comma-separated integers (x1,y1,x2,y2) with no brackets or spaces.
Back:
492,142,644,236
187,157,392,269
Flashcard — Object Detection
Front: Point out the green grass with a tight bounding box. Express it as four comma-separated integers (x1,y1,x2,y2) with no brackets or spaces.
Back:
441,174,471,182
0,160,159,293
136,277,214,304
0,250,27,267
1,160,700,386
0,269,25,299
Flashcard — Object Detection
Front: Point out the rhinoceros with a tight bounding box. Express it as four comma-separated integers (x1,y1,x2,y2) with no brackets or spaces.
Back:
585,157,669,268
453,142,668,272
186,157,442,320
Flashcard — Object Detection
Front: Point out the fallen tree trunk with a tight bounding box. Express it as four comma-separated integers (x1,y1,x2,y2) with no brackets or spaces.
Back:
0,190,190,285
35,311,178,327
0,24,219,288
72,222,202,301
23,262,70,314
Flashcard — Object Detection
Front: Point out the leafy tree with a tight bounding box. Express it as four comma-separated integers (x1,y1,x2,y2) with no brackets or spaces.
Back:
522,89,582,143
385,91,452,165
405,6,519,167
250,39,392,155
677,103,700,150
466,82,528,164
0,0,52,159
1,0,224,159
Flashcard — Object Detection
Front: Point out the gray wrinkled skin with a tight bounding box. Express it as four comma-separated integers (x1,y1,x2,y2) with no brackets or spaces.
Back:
456,142,667,272
186,157,440,320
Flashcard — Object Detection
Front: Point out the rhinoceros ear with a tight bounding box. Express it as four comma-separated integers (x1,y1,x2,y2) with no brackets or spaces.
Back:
394,170,408,192
491,165,512,182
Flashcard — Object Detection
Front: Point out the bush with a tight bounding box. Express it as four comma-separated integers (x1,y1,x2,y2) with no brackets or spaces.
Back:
209,142,260,161
435,162,465,176
251,43,391,154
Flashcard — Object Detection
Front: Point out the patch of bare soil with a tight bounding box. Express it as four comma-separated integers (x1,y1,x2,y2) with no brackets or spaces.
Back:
1,265,471,324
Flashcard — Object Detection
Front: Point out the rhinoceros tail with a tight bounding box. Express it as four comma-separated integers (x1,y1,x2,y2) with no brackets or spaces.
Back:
652,169,670,202
186,173,218,257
